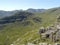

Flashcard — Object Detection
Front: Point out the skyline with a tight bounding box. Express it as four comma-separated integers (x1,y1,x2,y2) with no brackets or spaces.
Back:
0,0,60,11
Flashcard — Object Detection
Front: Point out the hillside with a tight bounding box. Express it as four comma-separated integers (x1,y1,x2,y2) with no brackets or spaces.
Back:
0,7,60,45
0,10,17,18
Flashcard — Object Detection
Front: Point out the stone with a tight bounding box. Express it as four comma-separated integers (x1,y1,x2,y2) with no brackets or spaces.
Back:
54,43,60,45
39,27,45,34
27,43,35,45
39,43,47,45
10,44,14,45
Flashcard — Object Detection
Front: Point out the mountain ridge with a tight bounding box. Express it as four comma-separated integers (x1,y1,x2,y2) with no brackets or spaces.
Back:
0,8,45,18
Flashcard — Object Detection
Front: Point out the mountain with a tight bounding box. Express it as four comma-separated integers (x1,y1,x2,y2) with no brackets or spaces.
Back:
0,11,42,25
0,9,45,18
0,7,60,45
0,10,19,19
26,8,45,12
0,10,42,45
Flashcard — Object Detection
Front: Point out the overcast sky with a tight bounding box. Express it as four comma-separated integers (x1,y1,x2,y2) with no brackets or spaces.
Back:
0,0,60,11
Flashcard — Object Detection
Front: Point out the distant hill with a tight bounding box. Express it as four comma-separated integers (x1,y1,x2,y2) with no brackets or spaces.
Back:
0,11,42,25
0,9,45,18
26,8,45,12
0,10,18,18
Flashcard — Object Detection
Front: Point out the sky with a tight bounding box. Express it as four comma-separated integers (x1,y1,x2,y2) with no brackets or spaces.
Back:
0,0,60,11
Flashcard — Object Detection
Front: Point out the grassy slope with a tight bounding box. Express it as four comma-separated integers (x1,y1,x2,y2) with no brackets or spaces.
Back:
0,7,60,45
